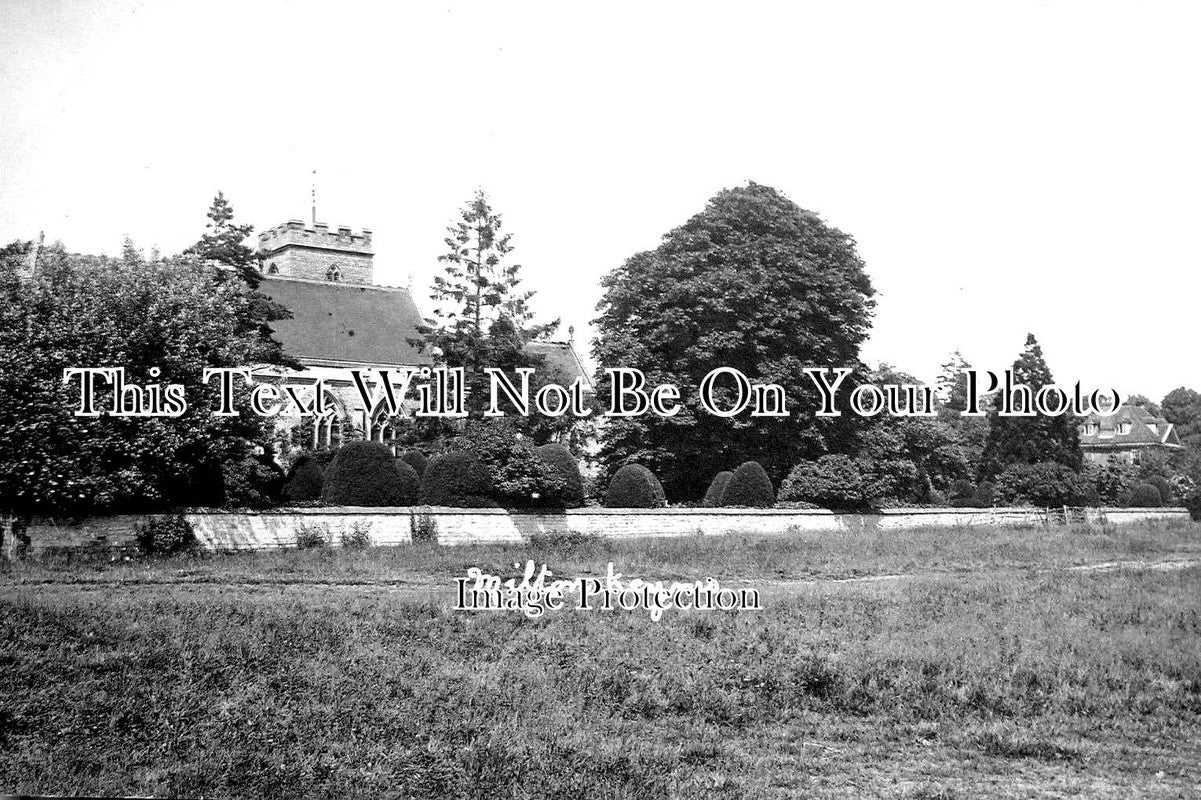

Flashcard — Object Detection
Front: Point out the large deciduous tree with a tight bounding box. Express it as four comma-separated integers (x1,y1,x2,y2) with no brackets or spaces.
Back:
592,182,876,499
0,240,281,543
978,333,1082,479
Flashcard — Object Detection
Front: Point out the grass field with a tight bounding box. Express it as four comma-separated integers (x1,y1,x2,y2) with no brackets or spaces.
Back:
2,522,1200,798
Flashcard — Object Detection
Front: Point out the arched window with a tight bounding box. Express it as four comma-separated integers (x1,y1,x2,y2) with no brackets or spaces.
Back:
325,264,342,282
267,262,279,274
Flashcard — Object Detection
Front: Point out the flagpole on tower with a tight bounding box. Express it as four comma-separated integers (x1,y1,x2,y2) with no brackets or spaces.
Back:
311,170,317,226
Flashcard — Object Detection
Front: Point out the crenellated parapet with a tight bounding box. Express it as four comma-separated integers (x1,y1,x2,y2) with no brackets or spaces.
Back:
259,219,374,284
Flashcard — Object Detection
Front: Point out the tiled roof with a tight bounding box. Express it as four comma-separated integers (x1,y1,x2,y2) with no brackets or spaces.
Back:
261,277,431,368
1078,403,1182,449
525,340,593,391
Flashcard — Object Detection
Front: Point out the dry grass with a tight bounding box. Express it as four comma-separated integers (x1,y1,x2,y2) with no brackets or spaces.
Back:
2,523,1200,798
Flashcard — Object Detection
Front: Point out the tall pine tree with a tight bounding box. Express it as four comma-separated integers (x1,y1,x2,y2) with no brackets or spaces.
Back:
979,333,1082,478
184,192,298,369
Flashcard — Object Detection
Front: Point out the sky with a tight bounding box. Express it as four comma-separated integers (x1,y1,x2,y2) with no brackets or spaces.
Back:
2,0,1198,401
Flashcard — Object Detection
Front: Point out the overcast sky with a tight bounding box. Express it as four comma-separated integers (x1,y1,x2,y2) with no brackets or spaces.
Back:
2,1,1198,400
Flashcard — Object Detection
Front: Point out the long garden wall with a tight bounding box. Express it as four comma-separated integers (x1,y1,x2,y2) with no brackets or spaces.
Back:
21,506,1193,555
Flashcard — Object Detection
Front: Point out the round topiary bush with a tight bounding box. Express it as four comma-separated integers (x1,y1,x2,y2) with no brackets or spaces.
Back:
603,464,667,508
320,441,419,506
1148,475,1173,505
779,455,865,510
1126,482,1162,508
419,451,499,508
283,453,325,503
949,479,976,500
719,461,775,508
534,443,585,508
702,471,733,507
398,449,429,478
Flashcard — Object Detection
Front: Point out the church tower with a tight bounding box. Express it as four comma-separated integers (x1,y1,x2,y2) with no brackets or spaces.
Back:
258,219,374,284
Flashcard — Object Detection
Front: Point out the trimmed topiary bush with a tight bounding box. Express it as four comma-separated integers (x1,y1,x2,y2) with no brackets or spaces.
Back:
398,449,429,478
1126,482,1162,508
419,451,499,508
703,471,733,507
1148,476,1173,505
720,461,775,508
135,514,196,556
949,479,976,500
603,464,667,508
975,481,995,507
535,443,585,508
283,453,324,503
320,441,419,506
993,462,1088,508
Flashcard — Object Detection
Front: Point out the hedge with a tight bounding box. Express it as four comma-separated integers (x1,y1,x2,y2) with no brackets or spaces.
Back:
283,453,324,503
398,449,429,478
320,441,420,506
1126,483,1162,508
720,461,775,508
419,451,499,508
702,472,733,507
603,464,667,508
534,443,585,508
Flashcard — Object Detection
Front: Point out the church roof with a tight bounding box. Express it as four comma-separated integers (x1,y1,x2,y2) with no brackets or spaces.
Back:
526,340,593,392
261,276,431,368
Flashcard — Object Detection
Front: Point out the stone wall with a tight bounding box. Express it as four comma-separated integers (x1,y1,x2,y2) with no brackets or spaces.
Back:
19,506,1192,555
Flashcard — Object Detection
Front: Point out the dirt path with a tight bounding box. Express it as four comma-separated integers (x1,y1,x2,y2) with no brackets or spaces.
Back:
7,554,1200,598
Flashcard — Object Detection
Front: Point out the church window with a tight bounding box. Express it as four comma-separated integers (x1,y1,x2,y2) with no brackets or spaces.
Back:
267,262,279,274
326,264,342,282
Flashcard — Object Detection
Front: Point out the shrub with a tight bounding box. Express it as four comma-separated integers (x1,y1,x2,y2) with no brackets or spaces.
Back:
926,489,947,506
993,462,1088,507
1082,460,1139,506
1125,483,1162,508
135,514,196,556
702,472,733,507
295,522,329,549
410,506,439,544
779,455,865,511
283,453,324,503
455,421,565,507
1185,490,1201,521
398,449,428,478
720,461,775,507
603,464,667,508
420,452,499,508
949,496,983,508
535,443,586,508
1148,476,1173,505
949,479,976,500
222,454,284,509
339,521,373,549
321,441,420,506
975,481,995,506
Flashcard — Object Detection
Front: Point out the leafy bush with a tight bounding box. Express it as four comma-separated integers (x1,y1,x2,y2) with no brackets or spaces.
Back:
603,464,667,508
949,479,976,500
320,441,419,506
779,455,865,511
339,521,373,549
222,454,284,509
283,453,324,503
454,421,565,507
1185,490,1201,521
398,449,428,478
135,514,196,556
720,461,775,508
1125,483,1163,508
993,462,1089,507
410,506,439,544
975,481,995,507
295,522,329,549
534,443,586,508
1082,460,1139,506
702,472,733,507
419,452,499,508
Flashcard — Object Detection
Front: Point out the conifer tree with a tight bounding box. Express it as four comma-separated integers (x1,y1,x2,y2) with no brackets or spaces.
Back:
184,192,298,369
979,333,1082,478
